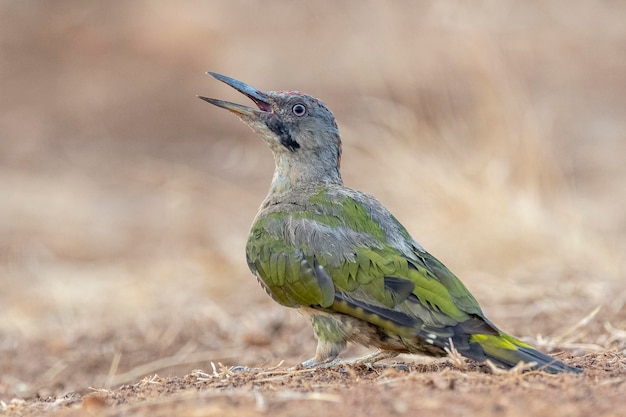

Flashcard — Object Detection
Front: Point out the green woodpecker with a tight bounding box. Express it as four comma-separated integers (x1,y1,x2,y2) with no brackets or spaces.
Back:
199,72,581,374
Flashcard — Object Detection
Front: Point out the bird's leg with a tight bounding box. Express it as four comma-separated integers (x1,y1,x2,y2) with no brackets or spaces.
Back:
299,314,348,368
300,339,346,368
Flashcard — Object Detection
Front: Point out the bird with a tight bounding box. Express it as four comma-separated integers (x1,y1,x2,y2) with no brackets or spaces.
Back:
198,72,582,374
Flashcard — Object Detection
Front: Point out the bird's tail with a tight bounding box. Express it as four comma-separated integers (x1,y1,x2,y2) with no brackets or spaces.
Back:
465,333,581,374
448,317,582,374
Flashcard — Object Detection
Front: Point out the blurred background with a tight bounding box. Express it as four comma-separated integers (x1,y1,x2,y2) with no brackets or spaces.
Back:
1,1,624,399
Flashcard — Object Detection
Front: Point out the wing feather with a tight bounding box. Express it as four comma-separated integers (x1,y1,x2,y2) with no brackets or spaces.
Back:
247,187,485,334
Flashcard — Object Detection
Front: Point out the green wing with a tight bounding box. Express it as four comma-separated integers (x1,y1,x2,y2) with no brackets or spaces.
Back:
246,224,335,308
246,190,483,336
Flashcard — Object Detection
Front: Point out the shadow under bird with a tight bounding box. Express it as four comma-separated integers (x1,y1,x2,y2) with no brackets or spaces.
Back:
198,72,581,374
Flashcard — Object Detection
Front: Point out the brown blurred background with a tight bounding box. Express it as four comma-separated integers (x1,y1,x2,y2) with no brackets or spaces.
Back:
1,1,624,399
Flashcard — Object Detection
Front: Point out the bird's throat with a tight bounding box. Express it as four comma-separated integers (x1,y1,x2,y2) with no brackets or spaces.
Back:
268,156,342,194
269,170,292,194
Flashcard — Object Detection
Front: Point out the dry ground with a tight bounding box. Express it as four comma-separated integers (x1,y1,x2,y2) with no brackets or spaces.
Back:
1,2,625,416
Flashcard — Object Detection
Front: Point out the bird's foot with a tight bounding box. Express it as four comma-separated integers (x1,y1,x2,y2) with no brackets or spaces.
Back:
296,350,405,371
347,350,400,367
297,357,344,370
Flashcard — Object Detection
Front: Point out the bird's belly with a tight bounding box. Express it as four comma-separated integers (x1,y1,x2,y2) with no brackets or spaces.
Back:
298,306,444,356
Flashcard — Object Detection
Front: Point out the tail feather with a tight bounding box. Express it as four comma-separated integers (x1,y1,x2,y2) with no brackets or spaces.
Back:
444,317,582,374
466,333,582,374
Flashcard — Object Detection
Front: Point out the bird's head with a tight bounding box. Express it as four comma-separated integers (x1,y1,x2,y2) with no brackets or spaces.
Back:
199,72,343,190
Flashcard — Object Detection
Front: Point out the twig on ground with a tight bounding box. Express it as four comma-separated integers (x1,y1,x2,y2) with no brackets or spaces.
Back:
444,338,468,371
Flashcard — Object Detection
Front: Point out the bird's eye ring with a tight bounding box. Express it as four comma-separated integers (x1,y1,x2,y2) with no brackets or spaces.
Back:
292,103,307,116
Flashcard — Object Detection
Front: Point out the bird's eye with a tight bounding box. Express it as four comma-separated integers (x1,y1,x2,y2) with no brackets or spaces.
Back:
292,103,306,116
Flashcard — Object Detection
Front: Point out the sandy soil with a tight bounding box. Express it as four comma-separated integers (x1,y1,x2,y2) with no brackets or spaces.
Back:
1,2,625,416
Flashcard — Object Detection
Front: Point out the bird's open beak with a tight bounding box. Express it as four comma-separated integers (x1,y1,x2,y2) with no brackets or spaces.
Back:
198,72,272,117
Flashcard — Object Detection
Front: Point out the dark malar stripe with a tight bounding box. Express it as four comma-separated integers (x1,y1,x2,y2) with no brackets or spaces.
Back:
266,117,300,151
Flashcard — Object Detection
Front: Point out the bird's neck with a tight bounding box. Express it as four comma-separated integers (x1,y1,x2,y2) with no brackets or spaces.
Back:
268,154,342,194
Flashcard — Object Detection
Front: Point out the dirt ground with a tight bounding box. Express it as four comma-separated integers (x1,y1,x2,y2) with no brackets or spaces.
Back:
1,2,625,416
